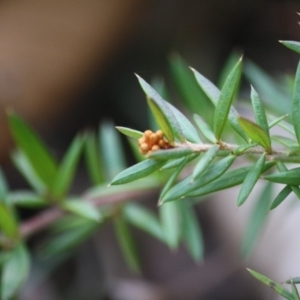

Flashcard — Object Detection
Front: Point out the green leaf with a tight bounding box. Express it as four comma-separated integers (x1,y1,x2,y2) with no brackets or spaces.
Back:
213,57,242,140
251,86,270,137
292,60,300,144
189,161,275,198
84,131,105,185
269,185,292,210
126,137,145,162
114,216,141,273
149,147,194,160
264,168,300,185
166,102,201,143
268,114,295,135
280,40,300,54
123,203,164,241
268,114,289,129
62,199,101,222
159,156,188,201
8,112,58,188
0,203,18,239
193,114,217,143
115,127,143,139
237,152,266,206
191,67,247,141
159,201,181,249
285,277,300,284
100,121,126,180
8,191,48,208
161,155,236,203
136,74,183,144
179,201,204,261
11,150,47,193
233,143,258,155
247,268,294,300
272,135,298,148
1,244,30,300
0,167,8,205
192,145,219,181
110,159,166,185
291,280,300,300
238,117,272,152
53,134,85,198
241,183,273,258
161,153,199,170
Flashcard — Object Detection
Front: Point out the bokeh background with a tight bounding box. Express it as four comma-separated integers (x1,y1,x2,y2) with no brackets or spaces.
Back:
1,1,300,299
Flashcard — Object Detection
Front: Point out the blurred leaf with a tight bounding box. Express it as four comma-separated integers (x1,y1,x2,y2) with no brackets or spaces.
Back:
166,102,201,143
291,280,300,299
8,112,58,188
233,143,258,155
62,199,101,222
192,145,220,181
100,121,126,180
0,167,8,205
268,114,289,129
268,114,295,135
149,147,194,160
126,137,145,162
169,54,212,118
11,150,47,193
280,40,300,54
114,216,141,273
161,153,199,170
8,191,48,208
237,152,266,206
238,117,271,152
264,168,300,185
191,68,247,141
286,277,300,284
244,60,289,115
123,203,164,241
137,74,183,144
193,114,217,143
159,156,188,202
1,244,30,300
242,182,273,258
116,127,143,139
0,203,18,239
214,57,242,140
41,222,98,258
189,161,275,198
110,159,166,185
247,269,294,300
270,185,292,210
162,155,236,203
85,131,105,185
159,201,181,249
179,201,204,262
251,87,270,137
293,60,300,144
272,135,298,148
53,134,85,198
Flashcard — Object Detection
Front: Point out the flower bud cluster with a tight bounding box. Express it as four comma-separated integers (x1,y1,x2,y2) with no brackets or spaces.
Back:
138,130,171,155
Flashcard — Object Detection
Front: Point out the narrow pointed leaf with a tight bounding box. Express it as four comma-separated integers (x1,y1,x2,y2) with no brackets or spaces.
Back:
270,185,292,210
214,58,242,139
272,135,298,148
179,201,204,261
193,114,217,143
192,145,219,181
110,159,166,185
159,201,181,249
1,244,30,300
264,169,300,185
286,277,300,284
251,87,270,136
190,161,275,198
268,114,289,129
247,269,294,300
161,153,199,170
115,127,143,139
114,217,141,272
8,112,58,188
136,74,184,144
126,137,145,162
291,280,300,299
238,117,272,152
280,40,300,54
233,143,258,155
123,203,164,241
62,199,101,222
8,191,48,208
191,67,248,141
0,203,19,239
293,60,300,144
237,152,266,206
149,147,193,160
159,156,188,201
53,134,85,198
242,183,273,258
0,168,8,205
268,114,295,135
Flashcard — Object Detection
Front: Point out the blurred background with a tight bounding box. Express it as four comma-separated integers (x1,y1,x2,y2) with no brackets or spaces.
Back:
1,0,300,299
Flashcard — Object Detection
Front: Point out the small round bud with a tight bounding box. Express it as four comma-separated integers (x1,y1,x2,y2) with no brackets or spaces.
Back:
140,143,149,152
156,130,164,139
150,133,159,144
151,145,160,151
158,139,166,148
144,130,152,139
138,137,145,145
